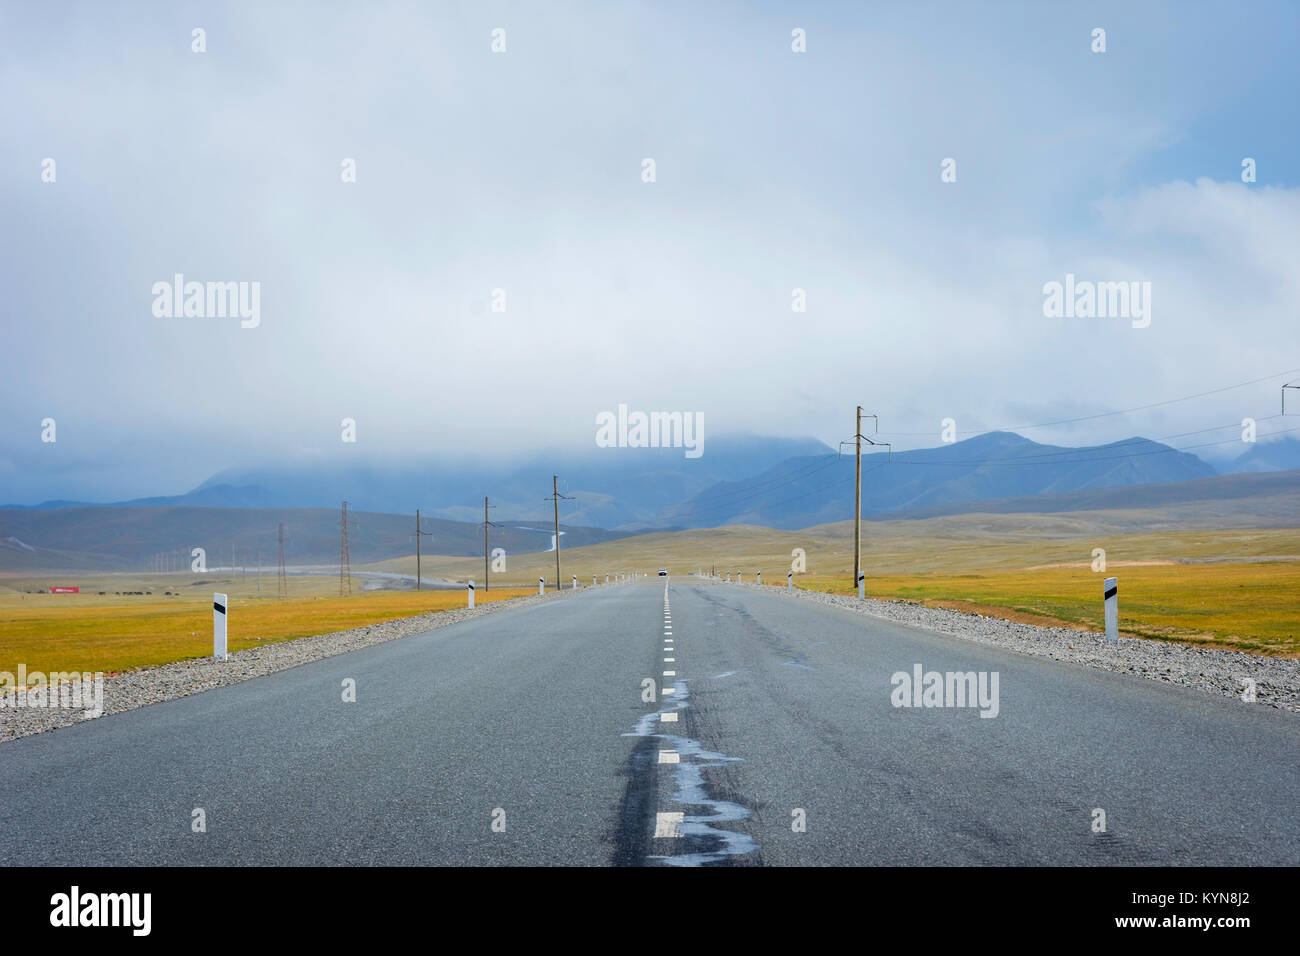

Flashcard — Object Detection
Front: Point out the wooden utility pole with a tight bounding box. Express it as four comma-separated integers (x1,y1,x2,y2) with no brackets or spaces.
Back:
545,477,574,592
414,509,433,590
841,409,889,592
277,522,288,599
483,497,491,592
854,405,862,589
552,476,561,592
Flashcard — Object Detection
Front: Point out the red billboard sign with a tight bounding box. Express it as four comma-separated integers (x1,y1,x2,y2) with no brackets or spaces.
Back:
49,586,80,594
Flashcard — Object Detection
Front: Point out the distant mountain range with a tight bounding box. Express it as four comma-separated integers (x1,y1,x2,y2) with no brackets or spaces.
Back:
0,507,633,573
655,431,1217,529
4,434,834,529
4,430,1297,536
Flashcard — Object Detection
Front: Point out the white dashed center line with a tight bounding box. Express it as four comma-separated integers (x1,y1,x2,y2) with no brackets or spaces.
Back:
655,812,684,837
658,750,680,764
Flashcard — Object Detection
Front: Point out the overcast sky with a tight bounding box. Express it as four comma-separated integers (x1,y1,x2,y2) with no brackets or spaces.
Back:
2,1,1297,503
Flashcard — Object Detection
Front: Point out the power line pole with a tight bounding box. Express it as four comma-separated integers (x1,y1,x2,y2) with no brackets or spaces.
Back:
545,476,574,592
841,408,889,592
339,501,357,596
854,406,861,589
413,509,433,590
277,522,287,599
483,497,498,592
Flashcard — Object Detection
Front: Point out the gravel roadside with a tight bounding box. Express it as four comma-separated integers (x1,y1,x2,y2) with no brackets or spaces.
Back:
717,579,1300,713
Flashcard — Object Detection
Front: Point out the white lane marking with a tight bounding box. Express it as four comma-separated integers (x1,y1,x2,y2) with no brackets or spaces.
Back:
664,670,676,676
655,812,685,837
664,687,676,695
658,750,680,764
664,657,675,662
661,712,678,722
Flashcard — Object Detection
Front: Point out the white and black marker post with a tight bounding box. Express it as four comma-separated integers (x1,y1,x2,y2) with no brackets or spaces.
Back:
857,571,865,600
467,579,475,608
756,571,761,585
1104,576,1118,643
605,573,610,585
788,570,793,590
538,576,545,595
213,592,228,661
572,575,577,590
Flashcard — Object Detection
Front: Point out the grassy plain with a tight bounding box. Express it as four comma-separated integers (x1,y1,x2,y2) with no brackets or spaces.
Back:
0,574,529,678
4,511,1298,676
791,562,1300,657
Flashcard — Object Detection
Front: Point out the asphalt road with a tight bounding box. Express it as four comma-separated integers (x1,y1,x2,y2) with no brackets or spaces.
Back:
1,580,1296,865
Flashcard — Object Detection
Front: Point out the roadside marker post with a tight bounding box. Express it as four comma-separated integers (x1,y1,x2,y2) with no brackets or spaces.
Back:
857,572,865,600
756,571,761,585
606,573,610,585
213,593,228,661
1104,576,1118,643
788,570,793,590
572,575,577,590
538,577,545,595
592,574,597,587
467,580,475,608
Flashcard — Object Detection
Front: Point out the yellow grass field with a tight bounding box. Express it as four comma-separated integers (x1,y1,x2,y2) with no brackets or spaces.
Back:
0,582,530,679
789,562,1300,657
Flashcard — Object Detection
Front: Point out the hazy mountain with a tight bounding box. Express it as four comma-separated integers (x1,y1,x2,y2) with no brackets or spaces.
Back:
877,468,1300,526
8,431,1255,535
8,433,835,530
0,506,635,572
655,431,1217,529
1224,437,1300,474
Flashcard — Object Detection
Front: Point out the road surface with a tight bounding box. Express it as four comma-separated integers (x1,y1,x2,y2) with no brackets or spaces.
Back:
1,581,1296,865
